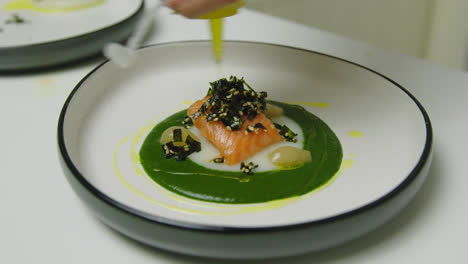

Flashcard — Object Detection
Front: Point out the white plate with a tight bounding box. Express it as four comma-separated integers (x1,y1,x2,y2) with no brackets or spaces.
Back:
0,0,143,71
58,41,433,258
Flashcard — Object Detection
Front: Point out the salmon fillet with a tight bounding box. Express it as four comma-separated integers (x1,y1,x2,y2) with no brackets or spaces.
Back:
188,97,282,165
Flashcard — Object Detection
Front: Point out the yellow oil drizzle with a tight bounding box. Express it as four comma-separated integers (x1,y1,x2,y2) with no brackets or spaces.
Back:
112,99,353,217
3,0,104,12
113,134,208,215
198,0,245,62
112,108,230,214
287,101,329,108
125,109,227,209
111,104,310,215
129,109,247,210
153,169,250,182
333,159,355,178
348,130,363,138
209,18,223,62
114,123,302,215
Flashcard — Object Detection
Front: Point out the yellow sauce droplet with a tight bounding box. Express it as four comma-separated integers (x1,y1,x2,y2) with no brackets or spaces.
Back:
287,102,329,108
348,153,355,157
36,76,55,96
181,100,194,105
348,130,363,138
342,159,354,169
3,0,104,13
333,158,355,178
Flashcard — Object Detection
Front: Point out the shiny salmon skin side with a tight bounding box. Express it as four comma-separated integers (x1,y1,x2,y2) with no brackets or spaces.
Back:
188,97,282,165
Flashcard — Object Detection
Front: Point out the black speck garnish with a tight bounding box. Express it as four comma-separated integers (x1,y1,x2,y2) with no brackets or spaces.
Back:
240,162,259,175
181,115,193,128
190,76,267,131
254,123,267,132
5,13,27,24
212,157,225,164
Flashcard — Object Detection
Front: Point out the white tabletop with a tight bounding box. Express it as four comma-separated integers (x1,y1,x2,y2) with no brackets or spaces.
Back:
1,7,467,263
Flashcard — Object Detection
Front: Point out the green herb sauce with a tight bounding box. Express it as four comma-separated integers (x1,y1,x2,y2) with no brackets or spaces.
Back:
139,102,343,204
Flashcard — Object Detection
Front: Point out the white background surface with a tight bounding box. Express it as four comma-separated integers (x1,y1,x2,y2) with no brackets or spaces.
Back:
246,0,468,70
1,6,467,263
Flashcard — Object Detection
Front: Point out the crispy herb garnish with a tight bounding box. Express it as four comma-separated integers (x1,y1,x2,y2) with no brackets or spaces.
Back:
162,131,201,161
162,141,176,159
273,123,282,130
185,135,201,152
274,123,298,142
173,128,182,142
212,157,224,163
181,115,193,128
240,162,259,175
190,76,267,131
174,150,188,161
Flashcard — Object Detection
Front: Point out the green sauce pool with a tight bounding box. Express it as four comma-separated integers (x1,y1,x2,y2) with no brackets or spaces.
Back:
139,101,343,204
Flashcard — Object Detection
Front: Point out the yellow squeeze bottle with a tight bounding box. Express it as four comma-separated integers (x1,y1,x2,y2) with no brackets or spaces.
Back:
198,0,245,62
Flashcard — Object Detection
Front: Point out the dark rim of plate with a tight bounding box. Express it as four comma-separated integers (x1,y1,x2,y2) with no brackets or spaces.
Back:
0,0,144,50
0,0,145,73
57,40,433,233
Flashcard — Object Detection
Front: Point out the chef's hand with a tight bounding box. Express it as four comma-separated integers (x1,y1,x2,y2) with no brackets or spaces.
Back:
167,0,237,18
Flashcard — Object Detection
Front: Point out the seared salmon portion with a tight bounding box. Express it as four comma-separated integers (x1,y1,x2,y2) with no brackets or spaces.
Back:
188,96,282,165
